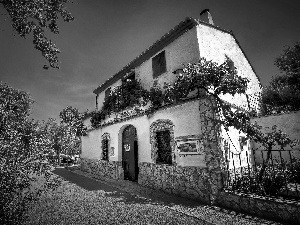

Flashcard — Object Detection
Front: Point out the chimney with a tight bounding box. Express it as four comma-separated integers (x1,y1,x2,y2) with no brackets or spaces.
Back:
200,9,214,25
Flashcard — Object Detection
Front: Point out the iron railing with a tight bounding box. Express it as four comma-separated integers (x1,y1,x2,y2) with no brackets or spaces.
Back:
224,147,300,200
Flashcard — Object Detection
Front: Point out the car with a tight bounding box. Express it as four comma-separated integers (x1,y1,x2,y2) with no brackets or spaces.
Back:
60,154,74,164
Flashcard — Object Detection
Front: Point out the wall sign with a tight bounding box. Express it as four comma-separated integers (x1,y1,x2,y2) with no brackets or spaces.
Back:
124,144,130,152
110,147,115,156
176,140,203,155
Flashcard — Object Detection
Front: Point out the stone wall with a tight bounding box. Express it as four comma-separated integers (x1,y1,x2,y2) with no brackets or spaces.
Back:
217,191,300,224
251,110,300,163
138,162,211,204
80,158,124,180
199,97,226,204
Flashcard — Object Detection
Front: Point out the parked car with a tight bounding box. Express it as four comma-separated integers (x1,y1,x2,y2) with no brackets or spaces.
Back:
60,154,74,164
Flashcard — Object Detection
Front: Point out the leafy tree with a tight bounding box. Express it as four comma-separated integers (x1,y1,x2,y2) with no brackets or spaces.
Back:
261,42,300,114
60,105,87,137
40,118,80,165
0,0,74,69
0,82,59,224
275,42,300,75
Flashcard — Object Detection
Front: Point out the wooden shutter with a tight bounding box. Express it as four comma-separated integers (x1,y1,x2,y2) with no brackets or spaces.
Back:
152,51,166,78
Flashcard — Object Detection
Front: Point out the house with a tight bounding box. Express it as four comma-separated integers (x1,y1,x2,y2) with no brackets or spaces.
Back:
80,16,261,203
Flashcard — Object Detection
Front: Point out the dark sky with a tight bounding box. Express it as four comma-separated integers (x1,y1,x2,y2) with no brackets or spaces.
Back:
0,0,299,121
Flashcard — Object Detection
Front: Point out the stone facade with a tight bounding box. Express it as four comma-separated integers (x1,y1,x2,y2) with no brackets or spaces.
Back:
80,158,124,180
199,97,226,204
138,162,211,204
217,191,300,224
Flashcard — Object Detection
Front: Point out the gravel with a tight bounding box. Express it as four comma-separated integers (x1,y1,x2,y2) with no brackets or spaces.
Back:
24,168,286,225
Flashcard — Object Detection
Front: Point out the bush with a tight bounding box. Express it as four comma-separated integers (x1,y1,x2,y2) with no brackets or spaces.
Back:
228,161,299,198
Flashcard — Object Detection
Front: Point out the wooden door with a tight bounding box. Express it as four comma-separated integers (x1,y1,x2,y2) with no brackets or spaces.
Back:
122,125,138,181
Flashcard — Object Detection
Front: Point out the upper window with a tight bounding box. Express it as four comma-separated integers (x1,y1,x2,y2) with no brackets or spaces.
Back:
104,87,111,100
152,51,166,78
123,71,135,83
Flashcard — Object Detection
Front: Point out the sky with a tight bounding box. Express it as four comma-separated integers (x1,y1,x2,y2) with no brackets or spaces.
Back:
0,0,299,122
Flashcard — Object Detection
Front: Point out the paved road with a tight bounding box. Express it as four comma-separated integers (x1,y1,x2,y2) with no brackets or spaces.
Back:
46,168,285,225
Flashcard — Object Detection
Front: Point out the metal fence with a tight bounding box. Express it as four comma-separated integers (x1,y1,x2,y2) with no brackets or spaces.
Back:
224,147,300,200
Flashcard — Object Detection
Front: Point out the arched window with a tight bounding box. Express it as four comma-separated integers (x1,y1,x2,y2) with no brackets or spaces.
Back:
101,133,110,160
150,119,175,165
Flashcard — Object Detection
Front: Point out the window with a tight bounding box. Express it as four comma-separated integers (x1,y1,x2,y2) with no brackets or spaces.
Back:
105,87,111,100
102,139,109,160
152,51,166,78
123,71,135,83
101,133,110,161
155,130,172,164
96,94,99,109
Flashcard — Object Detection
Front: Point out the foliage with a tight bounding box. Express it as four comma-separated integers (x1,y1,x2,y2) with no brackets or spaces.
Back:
149,84,164,109
275,42,300,75
230,166,286,197
229,158,300,198
41,118,81,165
90,110,105,129
0,82,60,224
91,79,149,128
60,106,87,136
261,42,300,115
287,158,300,184
0,0,74,69
103,79,148,114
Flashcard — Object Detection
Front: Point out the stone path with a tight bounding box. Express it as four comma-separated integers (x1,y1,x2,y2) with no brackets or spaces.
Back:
57,167,289,225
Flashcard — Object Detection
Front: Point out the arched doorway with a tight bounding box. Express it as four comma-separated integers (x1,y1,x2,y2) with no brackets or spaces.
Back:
122,125,138,181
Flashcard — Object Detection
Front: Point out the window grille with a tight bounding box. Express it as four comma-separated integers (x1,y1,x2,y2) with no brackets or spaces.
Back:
102,139,109,160
155,130,172,164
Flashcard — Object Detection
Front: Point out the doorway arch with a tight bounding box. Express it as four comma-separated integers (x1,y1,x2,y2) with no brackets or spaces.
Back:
122,125,138,181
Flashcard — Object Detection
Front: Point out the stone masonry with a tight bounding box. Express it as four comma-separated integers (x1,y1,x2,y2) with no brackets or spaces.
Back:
138,162,211,204
80,158,124,180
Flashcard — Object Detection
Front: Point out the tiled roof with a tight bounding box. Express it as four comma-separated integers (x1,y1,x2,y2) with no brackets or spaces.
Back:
93,17,260,94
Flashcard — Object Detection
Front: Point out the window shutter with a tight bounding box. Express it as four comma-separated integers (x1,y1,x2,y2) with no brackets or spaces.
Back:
152,51,166,78
105,87,111,99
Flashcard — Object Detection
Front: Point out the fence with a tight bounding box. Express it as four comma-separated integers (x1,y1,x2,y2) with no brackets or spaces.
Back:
224,147,300,200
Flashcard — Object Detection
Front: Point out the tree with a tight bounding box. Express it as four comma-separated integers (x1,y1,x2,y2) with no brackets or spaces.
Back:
275,42,300,75
0,82,59,224
261,42,300,114
0,0,74,69
39,118,80,165
60,106,87,137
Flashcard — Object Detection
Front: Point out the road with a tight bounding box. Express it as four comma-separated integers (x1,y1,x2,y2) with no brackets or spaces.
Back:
25,167,285,225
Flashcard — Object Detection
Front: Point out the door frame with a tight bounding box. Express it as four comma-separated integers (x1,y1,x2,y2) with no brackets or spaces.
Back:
121,125,138,181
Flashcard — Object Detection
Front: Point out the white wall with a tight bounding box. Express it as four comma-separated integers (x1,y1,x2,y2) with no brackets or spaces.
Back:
100,115,151,163
136,27,200,90
196,25,261,110
81,129,102,159
221,126,252,169
251,111,300,163
81,99,206,167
